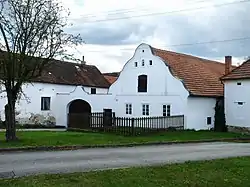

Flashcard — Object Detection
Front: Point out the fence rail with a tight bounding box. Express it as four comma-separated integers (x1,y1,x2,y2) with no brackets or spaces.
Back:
86,113,184,136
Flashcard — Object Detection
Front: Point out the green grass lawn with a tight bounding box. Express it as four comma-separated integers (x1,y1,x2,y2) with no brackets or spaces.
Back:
0,130,249,148
0,157,250,187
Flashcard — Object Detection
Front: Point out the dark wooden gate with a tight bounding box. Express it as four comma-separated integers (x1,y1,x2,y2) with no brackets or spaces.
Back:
68,99,91,129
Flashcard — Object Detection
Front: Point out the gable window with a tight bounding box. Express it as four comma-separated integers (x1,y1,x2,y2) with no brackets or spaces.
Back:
142,104,149,116
41,97,51,111
135,62,138,67
207,117,212,125
149,60,153,65
237,82,242,85
126,104,132,115
142,59,145,66
138,75,147,92
91,88,96,94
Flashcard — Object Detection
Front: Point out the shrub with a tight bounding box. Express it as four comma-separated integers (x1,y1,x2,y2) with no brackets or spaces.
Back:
214,98,227,132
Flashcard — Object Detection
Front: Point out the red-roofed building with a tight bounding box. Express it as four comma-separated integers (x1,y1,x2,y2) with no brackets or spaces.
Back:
107,43,235,130
0,43,237,130
221,58,250,130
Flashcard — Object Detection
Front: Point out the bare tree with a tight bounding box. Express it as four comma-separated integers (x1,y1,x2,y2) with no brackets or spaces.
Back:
0,0,83,141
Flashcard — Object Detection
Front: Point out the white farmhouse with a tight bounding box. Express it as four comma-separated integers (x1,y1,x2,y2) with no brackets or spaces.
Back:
221,58,250,131
0,43,235,130
0,58,113,127
105,43,234,130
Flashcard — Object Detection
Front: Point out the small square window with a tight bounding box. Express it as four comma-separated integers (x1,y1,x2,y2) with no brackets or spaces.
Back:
135,62,137,67
237,82,242,85
207,117,212,125
41,97,51,111
149,60,153,65
126,104,132,115
91,88,96,94
142,59,145,66
142,50,144,52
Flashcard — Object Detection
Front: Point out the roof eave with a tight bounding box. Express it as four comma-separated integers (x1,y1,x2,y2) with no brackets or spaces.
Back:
189,93,223,98
220,77,250,81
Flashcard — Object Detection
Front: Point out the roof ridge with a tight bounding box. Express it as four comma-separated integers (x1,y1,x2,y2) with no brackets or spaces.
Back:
152,47,225,65
53,58,96,67
221,59,250,80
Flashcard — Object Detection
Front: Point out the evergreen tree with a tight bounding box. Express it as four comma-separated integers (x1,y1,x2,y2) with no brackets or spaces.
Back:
214,98,227,132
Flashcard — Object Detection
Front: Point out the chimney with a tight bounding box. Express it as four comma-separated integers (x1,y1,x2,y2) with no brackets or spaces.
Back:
81,56,86,65
225,56,232,75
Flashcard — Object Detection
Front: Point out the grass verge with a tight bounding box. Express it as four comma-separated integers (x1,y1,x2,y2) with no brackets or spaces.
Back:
0,157,250,187
0,130,249,148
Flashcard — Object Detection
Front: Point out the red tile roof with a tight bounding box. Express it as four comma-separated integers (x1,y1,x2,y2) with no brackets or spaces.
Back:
151,47,235,97
35,60,111,88
103,48,236,97
104,75,118,84
0,50,111,88
220,59,250,80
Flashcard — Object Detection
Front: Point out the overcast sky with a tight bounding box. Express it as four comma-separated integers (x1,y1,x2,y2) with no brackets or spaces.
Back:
62,0,250,73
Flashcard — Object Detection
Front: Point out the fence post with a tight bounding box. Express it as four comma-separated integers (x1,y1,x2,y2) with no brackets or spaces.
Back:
131,118,135,136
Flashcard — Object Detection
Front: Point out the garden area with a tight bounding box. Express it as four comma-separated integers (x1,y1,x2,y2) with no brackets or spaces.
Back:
0,130,249,149
0,156,249,187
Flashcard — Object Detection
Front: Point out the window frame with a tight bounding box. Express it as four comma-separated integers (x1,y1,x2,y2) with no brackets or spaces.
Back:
41,97,51,111
167,105,171,116
163,105,166,116
142,104,149,116
163,104,171,116
138,74,148,92
207,117,212,125
91,88,96,94
126,104,132,115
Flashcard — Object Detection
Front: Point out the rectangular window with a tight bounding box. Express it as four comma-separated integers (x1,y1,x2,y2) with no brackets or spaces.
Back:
237,82,242,85
126,104,132,115
238,102,244,105
163,105,166,116
163,105,171,116
207,117,212,125
135,62,138,67
142,59,145,66
41,97,51,111
149,60,153,65
167,105,171,116
91,88,96,94
138,75,148,92
142,104,149,116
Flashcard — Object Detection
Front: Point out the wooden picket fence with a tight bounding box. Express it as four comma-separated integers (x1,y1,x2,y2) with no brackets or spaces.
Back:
87,112,184,136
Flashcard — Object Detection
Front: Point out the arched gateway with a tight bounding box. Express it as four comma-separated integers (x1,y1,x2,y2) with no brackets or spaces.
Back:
67,99,91,129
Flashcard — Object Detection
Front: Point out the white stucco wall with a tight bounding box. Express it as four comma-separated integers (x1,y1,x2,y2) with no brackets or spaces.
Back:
108,43,188,98
0,43,220,131
0,82,112,127
224,79,250,127
108,43,190,128
187,97,216,130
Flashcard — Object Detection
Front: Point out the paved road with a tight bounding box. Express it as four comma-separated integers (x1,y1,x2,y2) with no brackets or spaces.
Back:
1,142,250,178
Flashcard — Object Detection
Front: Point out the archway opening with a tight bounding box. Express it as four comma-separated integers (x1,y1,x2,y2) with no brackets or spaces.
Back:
67,99,91,129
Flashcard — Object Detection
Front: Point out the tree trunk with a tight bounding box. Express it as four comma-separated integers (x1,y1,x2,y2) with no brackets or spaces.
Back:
5,100,18,141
